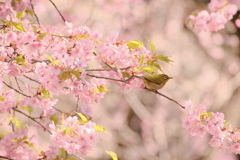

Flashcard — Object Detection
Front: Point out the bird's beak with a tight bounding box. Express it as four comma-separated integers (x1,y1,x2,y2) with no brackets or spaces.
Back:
169,77,173,79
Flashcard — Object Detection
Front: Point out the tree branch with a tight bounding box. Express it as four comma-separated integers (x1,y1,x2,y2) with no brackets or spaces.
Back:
0,155,15,160
13,108,51,134
30,0,40,25
144,87,185,109
49,0,66,23
3,81,31,98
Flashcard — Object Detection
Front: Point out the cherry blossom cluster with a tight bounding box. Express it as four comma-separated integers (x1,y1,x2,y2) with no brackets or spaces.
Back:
0,128,39,160
49,115,99,156
183,101,240,154
189,0,240,32
0,0,169,159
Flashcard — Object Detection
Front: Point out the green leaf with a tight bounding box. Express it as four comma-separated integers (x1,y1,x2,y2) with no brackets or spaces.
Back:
38,33,48,39
125,40,144,50
9,117,21,129
70,70,81,80
45,53,53,63
98,85,110,92
122,72,131,79
15,53,28,68
76,34,91,40
60,148,66,159
152,63,163,73
140,53,144,66
60,72,66,81
66,158,77,160
24,141,35,150
63,127,71,135
145,37,155,54
16,11,25,19
154,55,174,63
94,125,108,134
75,112,89,125
26,9,34,17
11,22,25,32
41,87,49,99
142,66,157,73
22,106,33,114
0,95,5,101
50,115,59,125
106,151,118,160
0,19,7,24
53,155,61,160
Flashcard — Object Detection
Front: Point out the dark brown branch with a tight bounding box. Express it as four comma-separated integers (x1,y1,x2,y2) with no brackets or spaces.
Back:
0,155,15,160
144,87,185,109
49,0,66,23
3,81,31,98
13,108,51,134
30,0,40,25
86,66,131,72
15,77,23,92
86,73,129,83
23,75,40,84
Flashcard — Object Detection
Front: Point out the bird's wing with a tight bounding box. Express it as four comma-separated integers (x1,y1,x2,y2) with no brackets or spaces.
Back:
143,75,162,85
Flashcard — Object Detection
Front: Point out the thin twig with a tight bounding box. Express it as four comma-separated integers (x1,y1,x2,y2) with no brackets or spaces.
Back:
144,87,185,109
23,75,40,84
15,77,23,92
86,66,131,72
30,0,40,25
86,73,129,83
3,81,31,98
76,96,80,111
0,155,15,160
49,0,66,23
13,108,51,134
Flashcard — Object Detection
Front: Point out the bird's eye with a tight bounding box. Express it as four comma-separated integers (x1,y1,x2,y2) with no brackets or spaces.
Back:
164,76,168,80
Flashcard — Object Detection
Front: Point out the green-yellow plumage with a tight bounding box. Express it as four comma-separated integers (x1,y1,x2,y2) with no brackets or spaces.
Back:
141,74,173,90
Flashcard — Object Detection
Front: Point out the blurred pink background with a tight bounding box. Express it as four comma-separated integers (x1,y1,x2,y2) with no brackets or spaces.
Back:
2,0,240,159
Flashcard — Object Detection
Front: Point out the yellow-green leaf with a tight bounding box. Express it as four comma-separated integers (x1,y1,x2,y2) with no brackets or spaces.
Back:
122,72,131,79
38,33,48,39
53,155,61,160
140,53,144,66
24,141,35,150
26,9,34,17
45,53,53,63
12,22,25,32
145,37,155,54
60,148,66,159
60,72,66,81
98,85,110,92
70,70,81,80
0,19,7,24
142,66,157,73
94,125,107,134
106,151,118,160
154,55,174,63
75,112,89,125
22,106,33,114
0,95,5,101
10,117,21,129
16,11,25,19
31,24,37,33
63,127,71,135
224,121,230,127
126,40,144,50
152,63,163,73
50,115,59,125
76,34,91,40
61,113,64,125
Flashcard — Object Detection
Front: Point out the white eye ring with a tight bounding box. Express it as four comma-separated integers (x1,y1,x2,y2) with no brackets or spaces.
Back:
164,76,168,80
